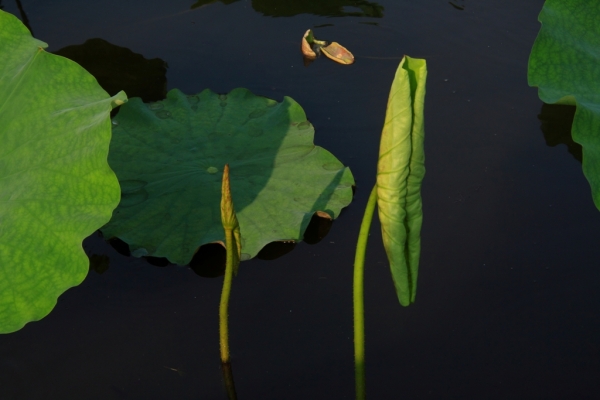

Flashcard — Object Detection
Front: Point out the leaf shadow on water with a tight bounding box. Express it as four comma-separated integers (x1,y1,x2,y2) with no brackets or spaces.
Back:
187,209,337,275
102,210,337,278
538,103,580,163
53,38,168,104
191,0,384,18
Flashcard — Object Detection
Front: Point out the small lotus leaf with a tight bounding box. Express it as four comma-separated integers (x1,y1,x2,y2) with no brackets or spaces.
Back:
377,56,427,306
0,11,125,333
528,0,600,210
102,88,354,264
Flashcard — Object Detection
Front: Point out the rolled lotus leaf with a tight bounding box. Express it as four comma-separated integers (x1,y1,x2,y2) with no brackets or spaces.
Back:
528,0,600,210
0,11,125,333
321,42,355,65
301,29,317,59
376,56,427,306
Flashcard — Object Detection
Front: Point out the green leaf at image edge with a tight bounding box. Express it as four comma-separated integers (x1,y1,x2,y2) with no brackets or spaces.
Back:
528,0,600,210
0,10,125,333
377,56,427,306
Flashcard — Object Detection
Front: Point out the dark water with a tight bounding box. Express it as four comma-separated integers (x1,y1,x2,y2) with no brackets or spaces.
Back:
2,0,600,398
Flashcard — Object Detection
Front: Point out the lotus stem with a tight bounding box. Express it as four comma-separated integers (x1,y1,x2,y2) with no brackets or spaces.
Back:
353,184,378,400
219,227,235,364
221,361,238,400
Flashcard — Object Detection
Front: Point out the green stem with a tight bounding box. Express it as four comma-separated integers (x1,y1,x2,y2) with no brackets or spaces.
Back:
353,184,378,400
219,228,235,364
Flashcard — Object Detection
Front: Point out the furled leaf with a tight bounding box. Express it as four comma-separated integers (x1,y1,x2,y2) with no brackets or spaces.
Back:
321,42,355,65
528,0,600,210
0,10,125,333
301,29,317,59
376,56,427,306
101,88,354,265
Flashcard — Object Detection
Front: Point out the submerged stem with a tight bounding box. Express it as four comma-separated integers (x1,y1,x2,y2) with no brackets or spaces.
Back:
219,228,235,364
221,361,238,400
353,184,378,400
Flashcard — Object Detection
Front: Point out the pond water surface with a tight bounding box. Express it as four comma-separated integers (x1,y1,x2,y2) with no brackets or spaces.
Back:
1,0,600,399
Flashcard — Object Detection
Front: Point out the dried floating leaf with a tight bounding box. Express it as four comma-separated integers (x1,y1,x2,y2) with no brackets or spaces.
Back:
315,210,332,220
301,29,317,59
321,42,355,65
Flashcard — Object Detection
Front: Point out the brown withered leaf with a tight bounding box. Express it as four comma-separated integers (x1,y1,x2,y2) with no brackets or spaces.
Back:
321,42,355,65
301,29,317,59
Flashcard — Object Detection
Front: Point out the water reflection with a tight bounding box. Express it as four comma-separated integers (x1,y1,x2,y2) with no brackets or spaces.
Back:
144,256,171,267
88,254,110,274
191,0,238,9
105,212,333,276
221,362,238,400
189,243,227,277
188,213,333,276
538,103,581,162
256,241,297,260
108,237,132,257
53,39,168,103
303,212,333,244
191,0,384,18
448,1,465,11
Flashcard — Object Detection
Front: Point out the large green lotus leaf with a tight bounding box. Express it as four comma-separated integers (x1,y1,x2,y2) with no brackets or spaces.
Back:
0,11,125,333
102,88,354,264
376,56,426,306
528,0,600,210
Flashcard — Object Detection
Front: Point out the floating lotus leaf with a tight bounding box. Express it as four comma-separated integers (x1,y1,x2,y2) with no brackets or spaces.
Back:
528,0,600,210
377,56,427,306
0,11,125,333
102,88,354,265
